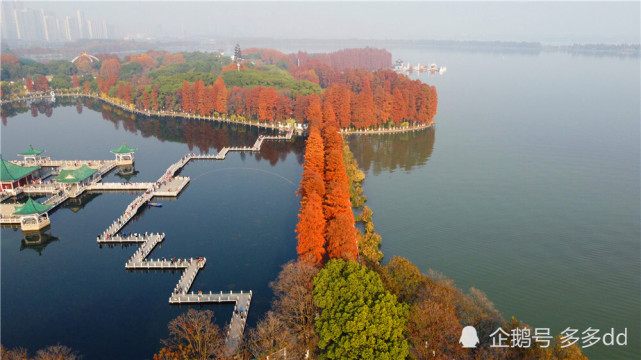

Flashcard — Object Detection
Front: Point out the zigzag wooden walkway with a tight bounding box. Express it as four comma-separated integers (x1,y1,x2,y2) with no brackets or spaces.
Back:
95,128,293,352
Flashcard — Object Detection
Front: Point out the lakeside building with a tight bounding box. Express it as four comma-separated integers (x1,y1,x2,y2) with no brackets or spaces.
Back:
0,157,40,190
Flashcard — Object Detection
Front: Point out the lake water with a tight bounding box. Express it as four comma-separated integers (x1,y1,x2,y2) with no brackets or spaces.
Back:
1,100,304,359
2,47,639,360
347,48,640,359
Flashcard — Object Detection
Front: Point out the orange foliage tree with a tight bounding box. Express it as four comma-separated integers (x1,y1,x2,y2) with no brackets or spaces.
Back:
305,94,322,129
325,212,358,261
25,78,34,92
34,75,50,92
213,77,227,114
296,191,327,266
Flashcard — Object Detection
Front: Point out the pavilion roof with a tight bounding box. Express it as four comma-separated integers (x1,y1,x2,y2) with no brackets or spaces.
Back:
0,157,40,182
14,197,53,215
110,142,137,154
18,145,44,156
54,164,97,183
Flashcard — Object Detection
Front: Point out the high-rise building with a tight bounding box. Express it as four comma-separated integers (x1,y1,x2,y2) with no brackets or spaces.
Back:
41,9,62,42
1,2,18,39
1,4,116,42
64,16,78,41
12,7,45,41
76,9,85,39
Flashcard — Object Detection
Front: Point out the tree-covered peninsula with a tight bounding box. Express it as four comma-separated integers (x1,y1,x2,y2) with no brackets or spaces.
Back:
2,47,437,130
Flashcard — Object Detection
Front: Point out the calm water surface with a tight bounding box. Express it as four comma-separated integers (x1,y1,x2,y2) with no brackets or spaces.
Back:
349,48,640,359
1,101,304,359
1,48,639,360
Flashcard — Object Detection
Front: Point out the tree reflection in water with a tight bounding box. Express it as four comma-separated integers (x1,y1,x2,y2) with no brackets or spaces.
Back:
2,98,306,167
346,127,435,175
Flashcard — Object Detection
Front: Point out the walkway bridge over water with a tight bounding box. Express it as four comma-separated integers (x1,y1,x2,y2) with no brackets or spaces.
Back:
95,128,293,352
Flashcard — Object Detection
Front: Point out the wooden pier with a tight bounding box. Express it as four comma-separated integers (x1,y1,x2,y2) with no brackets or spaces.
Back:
86,129,294,352
91,128,293,352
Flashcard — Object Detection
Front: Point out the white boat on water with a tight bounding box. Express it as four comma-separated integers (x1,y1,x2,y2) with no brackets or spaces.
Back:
393,60,446,75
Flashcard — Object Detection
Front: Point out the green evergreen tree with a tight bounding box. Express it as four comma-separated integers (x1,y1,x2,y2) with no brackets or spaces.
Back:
313,259,409,359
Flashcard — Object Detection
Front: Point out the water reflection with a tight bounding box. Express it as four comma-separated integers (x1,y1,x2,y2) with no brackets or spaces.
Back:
62,192,102,213
347,127,435,174
2,98,305,166
20,229,59,256
114,166,140,182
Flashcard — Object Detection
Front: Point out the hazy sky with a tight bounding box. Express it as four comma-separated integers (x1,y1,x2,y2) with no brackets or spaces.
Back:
26,1,641,43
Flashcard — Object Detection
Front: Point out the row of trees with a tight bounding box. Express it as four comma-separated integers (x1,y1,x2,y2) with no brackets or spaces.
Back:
4,48,438,130
243,47,392,71
296,124,358,266
1,344,79,360
244,122,587,358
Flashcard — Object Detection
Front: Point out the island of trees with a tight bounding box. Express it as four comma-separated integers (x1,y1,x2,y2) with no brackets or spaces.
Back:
2,46,437,131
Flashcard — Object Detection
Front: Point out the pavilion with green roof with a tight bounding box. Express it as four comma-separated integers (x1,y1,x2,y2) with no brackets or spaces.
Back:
111,142,136,165
14,197,52,231
17,145,45,163
54,164,98,185
1,157,41,190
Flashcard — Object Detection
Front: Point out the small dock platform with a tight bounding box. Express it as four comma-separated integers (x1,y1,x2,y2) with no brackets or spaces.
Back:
152,176,189,197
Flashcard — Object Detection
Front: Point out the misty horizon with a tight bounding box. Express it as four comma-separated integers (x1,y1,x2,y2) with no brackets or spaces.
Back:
1,1,639,46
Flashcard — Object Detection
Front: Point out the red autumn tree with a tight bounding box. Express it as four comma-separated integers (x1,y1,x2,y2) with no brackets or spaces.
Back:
322,101,338,129
299,127,326,199
123,84,132,104
293,94,307,122
323,177,351,217
304,127,325,176
193,79,206,115
151,85,159,110
34,75,50,92
300,170,326,201
305,94,322,129
325,212,358,261
72,75,80,88
162,53,185,65
391,88,406,125
1,54,20,65
25,78,34,92
428,86,438,125
296,191,327,266
83,81,90,94
322,128,344,156
275,94,292,122
351,78,375,129
100,58,121,79
258,87,278,122
130,53,158,70
142,91,150,110
374,85,393,125
324,84,351,129
213,77,228,115
181,81,193,113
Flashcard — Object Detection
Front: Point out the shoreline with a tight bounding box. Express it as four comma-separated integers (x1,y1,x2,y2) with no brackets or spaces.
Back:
1,91,434,135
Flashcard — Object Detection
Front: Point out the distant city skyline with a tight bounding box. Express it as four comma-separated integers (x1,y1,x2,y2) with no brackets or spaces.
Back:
1,1,639,45
1,2,115,42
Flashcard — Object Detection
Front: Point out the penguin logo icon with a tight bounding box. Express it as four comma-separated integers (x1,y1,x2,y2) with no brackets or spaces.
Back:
459,326,480,348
